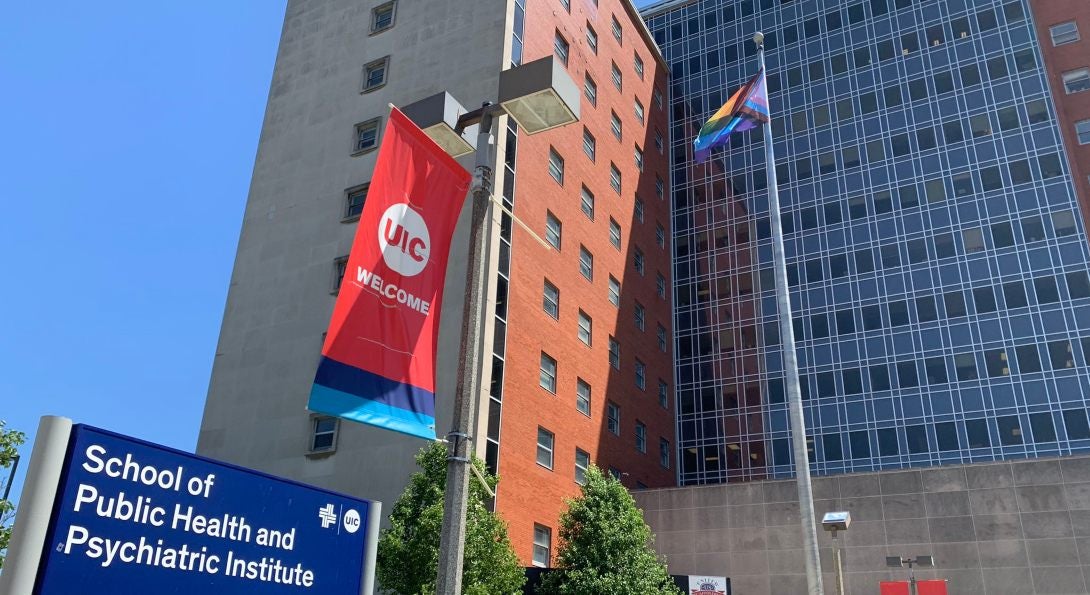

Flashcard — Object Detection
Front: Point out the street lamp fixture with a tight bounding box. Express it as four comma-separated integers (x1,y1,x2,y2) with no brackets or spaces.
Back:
400,55,580,595
822,511,851,595
886,555,935,595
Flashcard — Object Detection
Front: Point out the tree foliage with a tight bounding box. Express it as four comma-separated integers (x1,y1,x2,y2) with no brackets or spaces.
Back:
0,420,27,570
376,442,525,595
538,466,680,595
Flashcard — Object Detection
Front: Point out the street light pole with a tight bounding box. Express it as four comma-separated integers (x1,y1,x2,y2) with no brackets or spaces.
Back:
755,32,824,595
435,107,496,595
3,454,20,501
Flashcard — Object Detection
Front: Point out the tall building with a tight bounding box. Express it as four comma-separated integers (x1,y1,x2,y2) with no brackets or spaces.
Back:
197,0,675,566
642,0,1090,486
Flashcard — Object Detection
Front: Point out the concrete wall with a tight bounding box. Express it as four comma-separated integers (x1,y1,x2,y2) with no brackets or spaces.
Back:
635,454,1090,595
197,0,509,517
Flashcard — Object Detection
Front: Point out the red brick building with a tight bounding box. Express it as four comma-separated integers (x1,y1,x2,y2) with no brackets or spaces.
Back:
494,0,675,566
1030,0,1090,227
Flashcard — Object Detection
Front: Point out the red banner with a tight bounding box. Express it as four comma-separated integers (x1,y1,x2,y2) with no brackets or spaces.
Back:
309,107,471,439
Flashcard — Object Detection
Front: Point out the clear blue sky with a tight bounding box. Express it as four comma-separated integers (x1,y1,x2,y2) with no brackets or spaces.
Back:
0,1,287,500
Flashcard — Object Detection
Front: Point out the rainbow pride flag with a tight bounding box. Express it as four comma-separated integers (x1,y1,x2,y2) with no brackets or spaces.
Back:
693,68,769,163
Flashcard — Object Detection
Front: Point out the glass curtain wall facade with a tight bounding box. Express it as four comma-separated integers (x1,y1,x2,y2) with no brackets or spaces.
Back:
645,0,1090,485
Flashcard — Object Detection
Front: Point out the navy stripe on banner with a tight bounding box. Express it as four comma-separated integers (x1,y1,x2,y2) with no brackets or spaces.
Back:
314,356,436,418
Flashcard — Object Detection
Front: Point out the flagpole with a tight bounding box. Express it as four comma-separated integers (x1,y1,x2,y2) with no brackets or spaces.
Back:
755,32,824,595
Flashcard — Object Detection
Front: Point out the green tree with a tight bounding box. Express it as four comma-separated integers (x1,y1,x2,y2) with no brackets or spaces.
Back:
0,420,27,570
376,442,525,595
538,466,680,595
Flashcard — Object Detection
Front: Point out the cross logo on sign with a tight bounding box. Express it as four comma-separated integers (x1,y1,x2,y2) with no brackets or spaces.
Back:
318,503,337,529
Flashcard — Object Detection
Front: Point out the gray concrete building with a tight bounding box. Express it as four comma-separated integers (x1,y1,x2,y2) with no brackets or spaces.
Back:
636,453,1090,594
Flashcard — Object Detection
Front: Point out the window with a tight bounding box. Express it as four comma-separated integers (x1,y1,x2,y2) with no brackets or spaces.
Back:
578,310,592,345
1049,340,1074,369
607,401,621,434
635,422,647,452
584,75,597,107
658,380,668,408
656,273,665,299
611,61,622,91
540,352,557,392
608,336,620,369
1065,409,1090,439
610,163,622,194
1078,120,1090,145
560,0,570,11
635,99,645,125
611,14,622,43
634,53,645,80
554,31,569,66
1064,68,1090,94
655,223,665,248
545,212,562,249
660,438,670,467
608,276,621,307
634,302,646,330
332,255,349,293
610,111,622,140
344,185,368,220
543,279,559,319
653,87,663,109
657,324,667,351
579,246,593,280
580,186,595,220
575,448,590,484
532,525,551,567
537,427,554,469
586,24,598,54
634,146,644,171
576,379,591,416
310,417,338,452
363,56,390,91
581,128,597,161
548,148,564,184
634,197,644,222
1051,21,1080,46
634,247,645,275
609,218,622,249
371,1,396,33
353,118,380,153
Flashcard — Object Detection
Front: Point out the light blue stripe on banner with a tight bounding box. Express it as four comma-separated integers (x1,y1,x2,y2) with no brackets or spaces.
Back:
309,384,436,440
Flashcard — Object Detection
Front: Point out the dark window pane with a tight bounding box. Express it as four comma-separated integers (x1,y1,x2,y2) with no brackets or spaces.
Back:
955,353,978,380
862,305,883,330
966,419,991,448
936,422,959,451
1034,276,1060,304
877,428,899,456
899,184,919,208
836,309,856,334
987,56,1009,80
860,91,879,114
817,372,836,397
943,119,965,143
1016,344,1042,374
855,248,875,273
1064,409,1090,440
961,63,981,87
811,313,830,338
1067,272,1090,299
849,430,870,458
830,254,849,278
992,221,1015,248
1003,281,1028,308
825,201,844,225
870,364,891,391
934,71,954,93
889,300,910,326
1049,340,1074,370
997,416,1023,445
984,348,1010,377
925,357,948,384
843,368,863,394
823,434,843,461
884,85,903,108
1022,216,1045,242
944,291,967,317
977,8,998,31
906,425,928,454
908,238,929,263
974,286,997,313
897,361,919,388
934,234,956,259
916,296,938,322
1010,160,1032,185
1030,413,1056,442
881,244,901,268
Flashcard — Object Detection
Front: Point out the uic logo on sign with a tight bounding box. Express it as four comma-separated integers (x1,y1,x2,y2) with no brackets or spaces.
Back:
378,203,430,277
343,509,361,534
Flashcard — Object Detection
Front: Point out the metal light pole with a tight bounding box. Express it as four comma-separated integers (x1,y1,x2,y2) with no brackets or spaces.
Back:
821,512,851,595
755,32,824,595
435,106,496,595
405,57,581,595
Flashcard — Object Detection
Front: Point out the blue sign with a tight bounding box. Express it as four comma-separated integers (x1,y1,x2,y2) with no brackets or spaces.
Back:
34,425,373,594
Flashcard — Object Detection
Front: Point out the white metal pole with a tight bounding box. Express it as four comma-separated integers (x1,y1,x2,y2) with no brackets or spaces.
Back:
360,500,382,595
0,415,73,595
755,34,824,595
435,109,495,595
